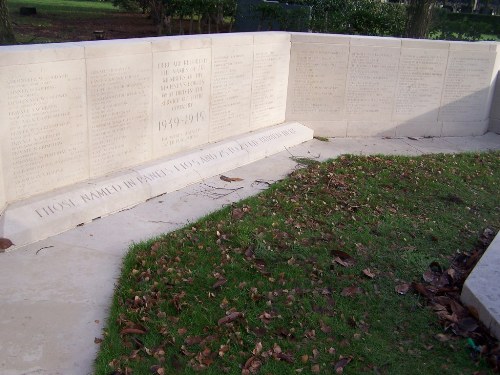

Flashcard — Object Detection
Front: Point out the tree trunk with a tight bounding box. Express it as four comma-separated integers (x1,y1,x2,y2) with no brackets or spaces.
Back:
405,0,435,38
0,0,16,45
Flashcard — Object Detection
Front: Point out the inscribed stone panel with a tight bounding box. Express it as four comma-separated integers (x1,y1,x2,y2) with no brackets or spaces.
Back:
346,46,400,121
209,44,253,142
87,54,152,177
153,48,211,157
251,42,290,129
0,60,88,201
0,149,5,210
439,50,496,122
286,43,349,121
393,47,448,121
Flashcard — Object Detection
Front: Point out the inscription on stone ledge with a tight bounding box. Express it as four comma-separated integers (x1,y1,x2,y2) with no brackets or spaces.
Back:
209,45,253,142
153,48,211,157
87,54,152,177
30,126,299,220
0,60,87,200
286,43,349,121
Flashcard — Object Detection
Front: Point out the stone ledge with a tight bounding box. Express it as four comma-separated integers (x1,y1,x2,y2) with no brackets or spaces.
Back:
461,232,500,340
0,122,313,250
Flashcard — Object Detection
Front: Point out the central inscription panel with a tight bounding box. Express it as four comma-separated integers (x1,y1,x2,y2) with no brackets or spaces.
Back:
394,47,448,121
439,50,495,122
209,41,253,142
251,41,290,129
153,48,211,158
87,54,152,178
286,42,349,121
345,46,400,121
0,60,88,201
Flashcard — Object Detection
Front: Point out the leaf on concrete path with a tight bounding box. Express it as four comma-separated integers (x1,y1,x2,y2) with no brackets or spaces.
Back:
218,311,243,325
395,283,410,295
220,175,243,182
0,237,14,251
334,356,353,373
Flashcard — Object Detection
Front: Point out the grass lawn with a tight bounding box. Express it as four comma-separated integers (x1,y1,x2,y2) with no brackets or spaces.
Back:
95,152,500,374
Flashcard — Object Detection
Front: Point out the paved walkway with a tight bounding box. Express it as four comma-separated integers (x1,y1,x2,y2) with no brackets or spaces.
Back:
1,134,499,375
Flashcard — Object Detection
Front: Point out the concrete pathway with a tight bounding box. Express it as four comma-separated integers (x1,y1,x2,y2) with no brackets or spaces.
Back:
1,134,499,375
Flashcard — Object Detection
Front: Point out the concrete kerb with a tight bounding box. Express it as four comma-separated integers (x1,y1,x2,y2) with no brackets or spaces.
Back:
0,134,499,375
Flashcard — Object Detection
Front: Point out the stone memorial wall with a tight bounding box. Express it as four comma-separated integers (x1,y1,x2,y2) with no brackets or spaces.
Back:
0,32,498,247
286,33,499,138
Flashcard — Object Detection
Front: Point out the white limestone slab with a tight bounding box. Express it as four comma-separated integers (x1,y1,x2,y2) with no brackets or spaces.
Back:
347,121,396,137
286,42,349,121
290,32,351,45
151,35,211,52
0,148,5,212
152,48,211,157
441,120,489,137
401,39,449,50
0,43,83,66
0,123,312,249
82,38,151,59
461,233,500,340
350,35,401,47
395,121,443,138
439,50,496,122
393,47,448,122
0,59,88,202
86,53,153,178
345,46,400,121
252,31,290,44
209,43,253,142
251,41,290,129
300,120,348,137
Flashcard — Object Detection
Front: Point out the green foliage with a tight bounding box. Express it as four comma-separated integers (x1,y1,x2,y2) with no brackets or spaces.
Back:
306,0,406,36
95,152,500,375
431,9,500,41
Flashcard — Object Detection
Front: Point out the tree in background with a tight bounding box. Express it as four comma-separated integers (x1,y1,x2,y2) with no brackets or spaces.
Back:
0,0,16,44
405,0,436,38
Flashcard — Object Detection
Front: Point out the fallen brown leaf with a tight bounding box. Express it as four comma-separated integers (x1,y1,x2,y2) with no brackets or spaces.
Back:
220,175,243,182
331,250,356,267
212,278,227,289
362,268,376,278
120,328,146,335
218,311,243,325
341,286,363,297
94,337,103,344
334,356,353,373
395,283,410,295
0,238,14,251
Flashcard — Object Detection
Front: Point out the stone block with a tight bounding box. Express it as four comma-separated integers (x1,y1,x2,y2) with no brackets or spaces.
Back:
299,120,348,137
85,46,153,178
151,35,211,52
395,121,443,138
0,43,84,66
251,39,290,129
349,35,401,47
393,47,448,122
439,49,496,122
461,232,500,340
152,47,211,157
289,32,351,45
0,122,313,248
209,36,253,142
346,121,396,137
286,42,349,121
441,120,489,136
345,45,400,121
0,57,88,202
